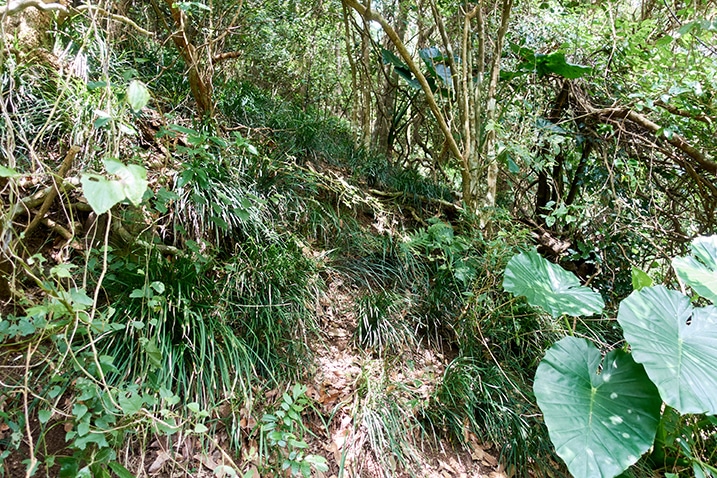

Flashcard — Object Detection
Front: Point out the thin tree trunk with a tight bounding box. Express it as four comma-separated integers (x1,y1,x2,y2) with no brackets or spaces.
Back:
341,3,361,131
162,0,214,119
479,0,513,221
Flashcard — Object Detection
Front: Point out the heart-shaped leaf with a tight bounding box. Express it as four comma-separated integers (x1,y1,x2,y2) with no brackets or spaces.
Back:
81,161,148,214
81,173,125,215
672,235,717,303
503,249,604,318
534,337,661,478
618,285,717,414
104,159,148,206
126,79,151,113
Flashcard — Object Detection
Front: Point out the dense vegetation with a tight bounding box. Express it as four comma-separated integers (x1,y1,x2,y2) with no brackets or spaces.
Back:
0,0,715,477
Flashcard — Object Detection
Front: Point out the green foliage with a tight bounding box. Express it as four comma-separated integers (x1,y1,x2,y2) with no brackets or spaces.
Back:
260,384,328,477
426,358,542,476
354,290,415,354
507,235,717,477
503,248,604,318
352,363,423,477
381,46,453,92
405,219,478,338
502,43,592,80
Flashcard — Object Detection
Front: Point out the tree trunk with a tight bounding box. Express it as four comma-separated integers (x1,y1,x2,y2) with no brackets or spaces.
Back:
162,0,215,120
478,0,513,222
371,0,408,159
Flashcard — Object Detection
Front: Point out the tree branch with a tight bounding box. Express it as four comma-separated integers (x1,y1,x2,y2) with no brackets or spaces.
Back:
654,100,712,125
591,106,717,175
0,0,67,17
342,0,464,165
24,146,80,238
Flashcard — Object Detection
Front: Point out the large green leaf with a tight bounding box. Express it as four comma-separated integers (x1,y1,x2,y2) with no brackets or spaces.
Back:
534,337,661,478
618,285,717,414
80,174,125,215
104,159,148,206
539,52,592,79
381,49,420,90
502,44,591,80
503,249,604,318
126,79,151,113
418,47,453,88
672,235,717,303
80,160,148,214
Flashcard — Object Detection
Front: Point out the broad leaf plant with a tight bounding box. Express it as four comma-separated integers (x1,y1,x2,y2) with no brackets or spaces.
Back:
504,237,717,478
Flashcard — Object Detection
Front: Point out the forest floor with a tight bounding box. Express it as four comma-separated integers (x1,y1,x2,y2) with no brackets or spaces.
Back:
0,225,512,478
299,271,508,478
0,264,509,478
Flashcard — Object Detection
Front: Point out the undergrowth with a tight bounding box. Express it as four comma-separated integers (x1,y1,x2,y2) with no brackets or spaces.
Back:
0,16,565,478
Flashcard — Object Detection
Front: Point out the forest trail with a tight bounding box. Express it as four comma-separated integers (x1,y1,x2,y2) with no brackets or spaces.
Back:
302,272,508,478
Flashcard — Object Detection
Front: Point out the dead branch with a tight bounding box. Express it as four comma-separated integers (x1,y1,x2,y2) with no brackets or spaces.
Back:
368,188,463,213
74,5,154,37
212,51,241,63
112,222,181,256
0,0,67,17
24,146,80,238
588,106,717,176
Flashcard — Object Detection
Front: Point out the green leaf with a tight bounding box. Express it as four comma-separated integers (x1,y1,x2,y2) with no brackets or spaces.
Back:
194,423,208,433
58,457,80,478
143,339,163,370
0,165,20,177
104,159,148,207
86,80,107,91
150,281,165,294
672,235,717,303
50,263,77,279
126,80,151,113
381,48,421,90
534,337,661,478
118,391,145,415
107,462,136,478
617,285,717,414
304,455,328,472
541,52,592,79
81,173,125,215
631,266,653,291
38,409,52,424
503,248,604,318
72,403,89,420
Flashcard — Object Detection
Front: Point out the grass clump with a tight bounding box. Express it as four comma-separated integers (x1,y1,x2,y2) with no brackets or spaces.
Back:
353,290,416,354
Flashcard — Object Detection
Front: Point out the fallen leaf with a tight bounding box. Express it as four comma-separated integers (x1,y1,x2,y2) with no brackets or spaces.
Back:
195,453,219,471
148,450,172,473
470,444,485,462
482,452,498,467
438,460,455,473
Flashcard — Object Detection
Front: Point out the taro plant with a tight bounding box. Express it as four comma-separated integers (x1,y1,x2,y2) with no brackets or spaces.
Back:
503,239,717,478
